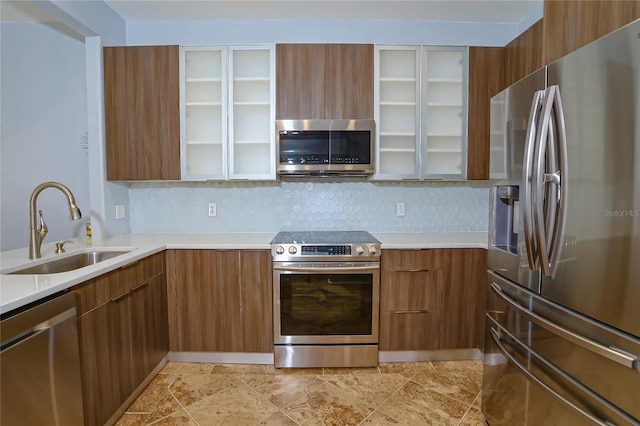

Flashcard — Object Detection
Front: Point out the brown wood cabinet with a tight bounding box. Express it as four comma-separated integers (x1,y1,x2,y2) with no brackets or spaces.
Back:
74,253,168,426
440,249,488,350
380,249,444,351
104,45,180,181
379,248,487,351
276,44,374,119
467,47,505,180
504,20,544,88
166,249,273,353
543,0,640,64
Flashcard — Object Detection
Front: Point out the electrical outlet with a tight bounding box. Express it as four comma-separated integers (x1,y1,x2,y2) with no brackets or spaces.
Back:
396,202,405,217
208,203,217,217
115,204,126,220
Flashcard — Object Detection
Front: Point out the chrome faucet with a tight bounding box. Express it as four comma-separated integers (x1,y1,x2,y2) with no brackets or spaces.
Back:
29,182,82,259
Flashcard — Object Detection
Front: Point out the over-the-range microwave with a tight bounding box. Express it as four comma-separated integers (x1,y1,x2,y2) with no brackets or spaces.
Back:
276,119,375,177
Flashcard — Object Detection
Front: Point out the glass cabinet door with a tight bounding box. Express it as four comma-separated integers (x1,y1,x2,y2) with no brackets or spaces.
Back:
374,46,421,179
228,46,275,180
180,47,227,180
422,47,468,179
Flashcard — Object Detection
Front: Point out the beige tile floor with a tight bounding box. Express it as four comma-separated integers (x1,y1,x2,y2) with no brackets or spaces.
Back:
116,360,485,426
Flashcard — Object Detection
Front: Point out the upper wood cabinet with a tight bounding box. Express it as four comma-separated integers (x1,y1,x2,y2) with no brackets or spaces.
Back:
104,46,181,181
504,20,544,88
467,47,505,180
543,0,640,64
276,44,374,119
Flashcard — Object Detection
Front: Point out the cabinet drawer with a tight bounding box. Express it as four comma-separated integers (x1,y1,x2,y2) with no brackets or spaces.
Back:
379,310,441,351
380,270,443,311
74,266,135,315
381,249,445,271
141,252,165,279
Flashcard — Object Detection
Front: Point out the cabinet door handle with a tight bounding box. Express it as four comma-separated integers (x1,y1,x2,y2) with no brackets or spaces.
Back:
130,282,149,292
396,269,435,272
394,310,429,314
111,291,130,303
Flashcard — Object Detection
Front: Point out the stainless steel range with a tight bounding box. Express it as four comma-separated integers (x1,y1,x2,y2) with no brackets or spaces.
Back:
271,231,381,368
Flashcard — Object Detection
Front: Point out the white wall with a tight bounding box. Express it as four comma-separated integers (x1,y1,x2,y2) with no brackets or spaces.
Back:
126,19,521,47
0,22,89,251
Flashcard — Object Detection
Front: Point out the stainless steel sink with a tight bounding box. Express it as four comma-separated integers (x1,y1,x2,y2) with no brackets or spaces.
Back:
6,250,131,275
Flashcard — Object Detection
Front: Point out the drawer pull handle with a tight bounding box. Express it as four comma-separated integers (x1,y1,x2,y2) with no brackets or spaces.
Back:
394,310,429,314
111,291,130,303
130,282,149,292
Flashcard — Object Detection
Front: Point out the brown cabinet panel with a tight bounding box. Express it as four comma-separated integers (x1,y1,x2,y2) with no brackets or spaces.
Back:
379,311,442,351
276,44,326,119
104,45,180,180
75,254,169,426
467,47,505,180
78,297,134,426
130,273,169,386
276,44,374,119
381,249,444,271
324,44,374,119
380,270,443,311
440,248,488,349
544,0,640,64
240,250,273,352
504,20,544,88
166,250,242,352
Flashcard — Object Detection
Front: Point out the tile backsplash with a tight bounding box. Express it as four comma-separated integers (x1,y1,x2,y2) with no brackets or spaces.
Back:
129,180,490,233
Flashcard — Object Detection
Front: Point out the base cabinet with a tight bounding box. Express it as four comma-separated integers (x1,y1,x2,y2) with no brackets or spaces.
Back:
379,248,486,351
74,253,168,426
166,249,272,353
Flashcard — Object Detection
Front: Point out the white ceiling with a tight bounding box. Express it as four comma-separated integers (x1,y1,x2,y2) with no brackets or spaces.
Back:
2,0,542,24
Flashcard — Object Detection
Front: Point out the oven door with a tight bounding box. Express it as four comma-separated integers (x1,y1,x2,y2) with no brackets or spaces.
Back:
273,262,380,345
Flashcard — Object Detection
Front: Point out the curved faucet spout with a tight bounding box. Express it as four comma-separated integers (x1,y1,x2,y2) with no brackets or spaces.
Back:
29,182,82,259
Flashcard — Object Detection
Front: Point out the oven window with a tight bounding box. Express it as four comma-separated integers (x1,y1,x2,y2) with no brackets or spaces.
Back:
280,274,373,336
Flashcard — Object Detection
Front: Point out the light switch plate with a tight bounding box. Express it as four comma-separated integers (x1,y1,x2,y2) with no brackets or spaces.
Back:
396,202,405,217
115,204,126,220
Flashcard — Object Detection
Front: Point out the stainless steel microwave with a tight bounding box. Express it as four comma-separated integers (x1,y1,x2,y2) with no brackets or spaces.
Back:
276,119,375,177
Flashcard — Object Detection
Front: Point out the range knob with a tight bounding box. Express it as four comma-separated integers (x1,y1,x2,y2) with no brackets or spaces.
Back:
288,246,297,255
355,245,365,255
368,246,378,255
275,245,285,255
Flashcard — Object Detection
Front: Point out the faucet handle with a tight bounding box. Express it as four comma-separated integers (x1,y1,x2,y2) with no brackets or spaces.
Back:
55,240,74,254
38,210,48,236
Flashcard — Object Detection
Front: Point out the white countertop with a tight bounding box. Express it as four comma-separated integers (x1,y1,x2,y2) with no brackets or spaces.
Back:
0,232,487,314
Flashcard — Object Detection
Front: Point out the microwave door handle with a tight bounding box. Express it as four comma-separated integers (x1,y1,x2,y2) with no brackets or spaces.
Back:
523,90,544,271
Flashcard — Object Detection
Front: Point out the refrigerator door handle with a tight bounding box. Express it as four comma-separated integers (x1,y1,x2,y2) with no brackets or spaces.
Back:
534,85,568,277
523,89,545,271
490,326,632,426
490,282,639,370
547,86,568,277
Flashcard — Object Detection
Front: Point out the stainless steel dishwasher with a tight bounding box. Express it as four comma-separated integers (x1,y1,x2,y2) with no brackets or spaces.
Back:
1,292,84,425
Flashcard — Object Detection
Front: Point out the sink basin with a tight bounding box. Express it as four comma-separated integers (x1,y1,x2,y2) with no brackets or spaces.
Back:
6,250,131,275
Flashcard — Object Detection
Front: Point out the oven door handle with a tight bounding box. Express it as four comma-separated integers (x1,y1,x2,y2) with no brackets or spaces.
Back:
273,264,379,273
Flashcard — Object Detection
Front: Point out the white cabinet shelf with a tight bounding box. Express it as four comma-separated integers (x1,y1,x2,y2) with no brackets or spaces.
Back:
374,45,467,180
180,45,275,181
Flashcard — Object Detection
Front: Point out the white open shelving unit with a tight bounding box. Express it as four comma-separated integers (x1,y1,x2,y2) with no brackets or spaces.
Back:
374,45,468,180
181,45,275,181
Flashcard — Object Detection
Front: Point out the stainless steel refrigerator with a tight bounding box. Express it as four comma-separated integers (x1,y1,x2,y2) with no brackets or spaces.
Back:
484,19,640,426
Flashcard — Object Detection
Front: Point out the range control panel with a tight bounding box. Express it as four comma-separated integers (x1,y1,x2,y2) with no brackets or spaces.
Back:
271,243,380,261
